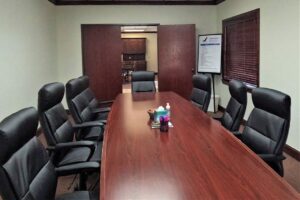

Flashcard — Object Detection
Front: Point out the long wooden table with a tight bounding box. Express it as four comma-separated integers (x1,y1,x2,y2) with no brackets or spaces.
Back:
100,92,299,199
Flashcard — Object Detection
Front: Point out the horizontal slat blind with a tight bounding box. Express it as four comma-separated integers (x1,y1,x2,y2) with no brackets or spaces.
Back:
222,9,259,87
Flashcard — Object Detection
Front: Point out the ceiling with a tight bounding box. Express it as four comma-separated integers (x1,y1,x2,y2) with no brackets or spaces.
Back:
49,0,225,5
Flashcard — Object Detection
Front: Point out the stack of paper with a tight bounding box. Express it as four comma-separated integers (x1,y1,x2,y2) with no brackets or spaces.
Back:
151,122,174,129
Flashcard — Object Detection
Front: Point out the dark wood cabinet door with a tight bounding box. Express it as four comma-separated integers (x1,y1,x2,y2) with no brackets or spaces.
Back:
82,25,122,101
158,24,196,99
122,38,146,54
134,60,147,71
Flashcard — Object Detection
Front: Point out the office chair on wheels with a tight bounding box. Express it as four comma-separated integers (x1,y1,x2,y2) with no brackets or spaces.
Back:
0,108,99,200
234,88,291,176
214,80,247,131
190,74,211,113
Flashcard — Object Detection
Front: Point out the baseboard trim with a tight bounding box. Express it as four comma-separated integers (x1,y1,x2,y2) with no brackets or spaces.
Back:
284,145,300,161
217,104,300,161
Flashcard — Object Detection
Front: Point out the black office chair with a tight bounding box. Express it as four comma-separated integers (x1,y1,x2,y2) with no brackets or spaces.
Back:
131,71,156,93
66,77,108,123
190,74,211,112
0,107,99,200
234,88,291,176
216,80,247,131
38,82,102,166
66,78,106,141
78,76,111,120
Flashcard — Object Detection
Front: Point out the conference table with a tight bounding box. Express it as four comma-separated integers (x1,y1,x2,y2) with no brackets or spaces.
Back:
100,92,299,199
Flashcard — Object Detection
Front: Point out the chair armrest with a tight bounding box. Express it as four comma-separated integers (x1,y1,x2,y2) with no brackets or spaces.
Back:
99,100,113,108
258,154,285,162
232,131,243,140
55,141,95,150
213,116,222,122
99,100,113,105
47,141,96,161
55,162,100,176
98,120,107,124
73,121,105,141
91,107,111,113
73,121,104,129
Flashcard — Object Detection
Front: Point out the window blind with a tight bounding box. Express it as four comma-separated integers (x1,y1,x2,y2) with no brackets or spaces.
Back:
222,9,260,87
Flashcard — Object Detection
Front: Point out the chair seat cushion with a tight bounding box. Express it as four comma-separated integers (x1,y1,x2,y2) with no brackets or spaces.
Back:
81,126,104,141
95,111,109,121
56,191,98,200
58,147,91,166
58,142,102,166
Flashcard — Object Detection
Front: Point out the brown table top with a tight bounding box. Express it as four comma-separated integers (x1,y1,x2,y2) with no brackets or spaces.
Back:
100,92,299,200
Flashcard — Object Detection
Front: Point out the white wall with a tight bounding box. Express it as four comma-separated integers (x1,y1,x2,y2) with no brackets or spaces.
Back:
215,0,300,151
121,33,158,72
0,0,57,120
56,5,218,84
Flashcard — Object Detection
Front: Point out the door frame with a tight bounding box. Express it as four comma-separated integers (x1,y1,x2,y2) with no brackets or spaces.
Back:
81,23,197,96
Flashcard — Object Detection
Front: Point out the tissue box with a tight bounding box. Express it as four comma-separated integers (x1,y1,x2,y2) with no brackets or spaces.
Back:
154,110,168,122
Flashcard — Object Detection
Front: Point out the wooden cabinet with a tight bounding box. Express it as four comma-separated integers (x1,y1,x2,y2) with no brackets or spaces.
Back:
122,60,147,71
122,38,147,71
122,38,146,54
134,60,147,71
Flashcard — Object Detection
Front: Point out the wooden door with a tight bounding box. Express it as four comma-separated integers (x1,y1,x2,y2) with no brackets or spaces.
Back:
82,25,122,101
158,24,196,99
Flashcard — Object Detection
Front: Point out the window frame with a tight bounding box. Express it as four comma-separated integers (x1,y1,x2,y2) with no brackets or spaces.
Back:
222,9,260,91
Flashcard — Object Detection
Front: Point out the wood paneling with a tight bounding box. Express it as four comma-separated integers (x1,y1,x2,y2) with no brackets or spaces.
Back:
100,92,299,199
284,145,300,161
82,25,122,101
158,24,196,99
49,0,225,5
